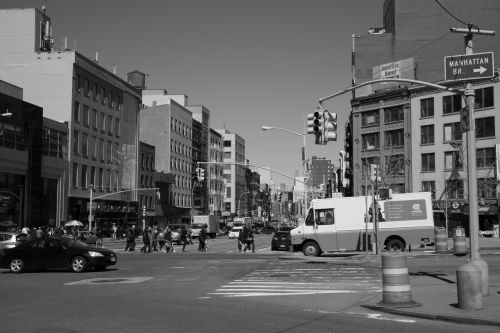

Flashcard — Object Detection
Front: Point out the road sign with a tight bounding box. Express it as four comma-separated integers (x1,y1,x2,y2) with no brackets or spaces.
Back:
444,52,494,81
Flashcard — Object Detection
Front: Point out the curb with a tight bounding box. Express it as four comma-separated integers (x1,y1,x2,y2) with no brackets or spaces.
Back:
361,304,500,327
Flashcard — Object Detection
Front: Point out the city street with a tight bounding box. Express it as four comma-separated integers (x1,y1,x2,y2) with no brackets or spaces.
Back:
1,234,499,332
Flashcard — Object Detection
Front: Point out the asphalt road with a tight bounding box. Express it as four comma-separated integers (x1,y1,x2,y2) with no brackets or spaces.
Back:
0,235,498,333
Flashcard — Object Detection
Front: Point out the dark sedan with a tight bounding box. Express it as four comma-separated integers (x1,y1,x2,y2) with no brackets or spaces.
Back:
271,231,291,251
0,237,117,273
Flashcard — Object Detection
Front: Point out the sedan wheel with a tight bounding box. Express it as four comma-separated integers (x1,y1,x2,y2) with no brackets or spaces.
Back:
10,258,24,273
70,256,87,273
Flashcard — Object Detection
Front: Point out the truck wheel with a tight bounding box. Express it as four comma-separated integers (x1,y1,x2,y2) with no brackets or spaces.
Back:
386,239,405,252
302,242,320,257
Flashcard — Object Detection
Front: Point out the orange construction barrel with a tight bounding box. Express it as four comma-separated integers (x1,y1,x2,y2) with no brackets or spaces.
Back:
453,227,468,256
434,227,448,254
377,253,421,308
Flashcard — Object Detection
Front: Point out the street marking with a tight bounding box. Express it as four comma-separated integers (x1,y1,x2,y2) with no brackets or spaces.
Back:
304,309,416,324
65,276,153,285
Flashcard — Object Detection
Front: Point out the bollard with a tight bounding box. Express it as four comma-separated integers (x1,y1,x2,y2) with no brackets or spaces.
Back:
453,227,468,256
377,253,421,308
456,262,482,310
434,227,448,254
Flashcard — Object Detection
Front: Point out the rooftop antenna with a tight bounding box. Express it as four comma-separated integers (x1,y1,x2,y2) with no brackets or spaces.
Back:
42,0,47,16
113,64,117,75
95,51,99,63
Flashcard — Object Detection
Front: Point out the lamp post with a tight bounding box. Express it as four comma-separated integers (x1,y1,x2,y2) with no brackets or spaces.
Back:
261,125,308,216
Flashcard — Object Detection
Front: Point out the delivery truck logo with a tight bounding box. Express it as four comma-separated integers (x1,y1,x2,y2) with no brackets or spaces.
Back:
412,203,421,212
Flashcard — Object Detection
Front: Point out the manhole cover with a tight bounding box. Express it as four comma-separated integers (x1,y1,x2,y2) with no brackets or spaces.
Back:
270,274,290,277
304,261,327,264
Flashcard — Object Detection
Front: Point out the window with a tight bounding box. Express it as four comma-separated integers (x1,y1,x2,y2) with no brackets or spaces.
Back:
226,187,231,198
90,167,96,186
421,125,434,144
421,181,436,199
443,122,462,142
384,129,404,147
72,163,78,188
443,94,462,114
101,88,106,105
92,83,97,100
90,136,97,159
73,101,80,123
476,147,495,168
478,178,496,198
446,179,464,199
476,117,495,138
106,141,112,162
223,140,231,147
315,209,335,225
81,133,88,157
420,98,434,118
421,153,435,172
81,165,87,188
223,152,232,159
361,110,380,126
474,86,494,109
94,84,100,101
100,139,105,161
100,112,106,132
384,106,404,123
99,168,104,190
444,151,462,170
73,130,79,155
82,105,89,126
92,109,98,129
106,169,111,191
362,133,379,150
107,115,113,135
386,154,405,175
75,75,80,92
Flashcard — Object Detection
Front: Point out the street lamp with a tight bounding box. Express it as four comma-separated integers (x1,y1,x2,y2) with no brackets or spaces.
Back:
261,125,309,216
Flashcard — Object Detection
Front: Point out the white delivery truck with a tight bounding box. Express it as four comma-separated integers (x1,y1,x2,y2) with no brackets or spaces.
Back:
290,192,435,256
191,215,218,238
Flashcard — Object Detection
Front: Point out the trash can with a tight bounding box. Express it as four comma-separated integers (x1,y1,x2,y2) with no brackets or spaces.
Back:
434,227,448,254
453,227,468,256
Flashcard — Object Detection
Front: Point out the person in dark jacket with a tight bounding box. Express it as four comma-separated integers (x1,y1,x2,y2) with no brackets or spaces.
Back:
199,224,208,252
141,226,152,253
180,225,188,252
237,228,245,252
243,225,255,253
125,225,137,251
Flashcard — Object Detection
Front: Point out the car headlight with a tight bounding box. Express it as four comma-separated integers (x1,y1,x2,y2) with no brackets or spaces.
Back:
88,251,104,257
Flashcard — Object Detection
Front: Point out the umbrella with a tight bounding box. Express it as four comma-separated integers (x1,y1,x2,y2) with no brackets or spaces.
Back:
0,220,17,227
65,220,83,227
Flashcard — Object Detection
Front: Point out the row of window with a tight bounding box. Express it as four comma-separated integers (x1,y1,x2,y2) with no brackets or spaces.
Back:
171,117,191,139
421,117,495,144
170,157,191,173
73,102,121,138
140,153,155,171
74,75,122,111
420,87,493,118
362,129,405,150
72,163,118,191
362,105,404,126
421,147,495,172
421,178,496,200
0,121,25,151
73,130,119,162
42,127,68,159
171,140,191,158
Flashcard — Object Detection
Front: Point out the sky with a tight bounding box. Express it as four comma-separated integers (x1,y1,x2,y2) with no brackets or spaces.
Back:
2,0,384,188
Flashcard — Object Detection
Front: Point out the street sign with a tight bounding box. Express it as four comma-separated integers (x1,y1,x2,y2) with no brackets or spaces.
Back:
444,52,494,81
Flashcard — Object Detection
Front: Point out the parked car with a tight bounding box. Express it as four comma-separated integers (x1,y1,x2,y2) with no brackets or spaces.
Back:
0,232,28,250
260,226,276,235
228,226,243,239
271,230,291,251
0,237,117,273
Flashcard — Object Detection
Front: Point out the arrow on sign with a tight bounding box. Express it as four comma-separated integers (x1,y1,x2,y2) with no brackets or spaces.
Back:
473,66,487,74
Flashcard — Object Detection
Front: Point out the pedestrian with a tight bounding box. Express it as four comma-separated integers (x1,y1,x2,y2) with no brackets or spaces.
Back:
151,226,159,251
158,229,166,252
164,227,173,253
187,226,193,245
111,223,117,240
243,225,255,253
96,228,103,248
35,227,44,239
199,224,208,252
141,226,151,253
180,225,188,252
237,228,244,252
124,225,137,251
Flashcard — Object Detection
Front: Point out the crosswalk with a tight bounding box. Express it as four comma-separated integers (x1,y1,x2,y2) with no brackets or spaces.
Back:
208,264,381,298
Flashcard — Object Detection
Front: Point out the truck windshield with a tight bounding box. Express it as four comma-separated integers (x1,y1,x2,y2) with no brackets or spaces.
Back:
305,209,314,226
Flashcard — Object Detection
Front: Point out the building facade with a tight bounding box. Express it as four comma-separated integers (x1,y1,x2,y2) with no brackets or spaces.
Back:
0,8,141,228
208,128,224,216
216,129,246,217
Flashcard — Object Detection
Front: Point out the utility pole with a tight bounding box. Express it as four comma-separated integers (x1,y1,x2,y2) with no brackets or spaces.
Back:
451,26,494,297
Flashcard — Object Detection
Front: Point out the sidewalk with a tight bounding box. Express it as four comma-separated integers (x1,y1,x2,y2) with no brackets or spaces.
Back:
282,238,500,326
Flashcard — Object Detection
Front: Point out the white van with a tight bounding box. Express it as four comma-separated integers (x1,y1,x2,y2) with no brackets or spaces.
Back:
290,192,435,256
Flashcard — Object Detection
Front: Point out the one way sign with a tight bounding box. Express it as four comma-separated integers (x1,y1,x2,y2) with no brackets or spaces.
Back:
444,52,494,81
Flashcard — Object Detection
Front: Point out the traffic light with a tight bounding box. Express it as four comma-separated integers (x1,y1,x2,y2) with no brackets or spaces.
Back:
199,168,205,181
278,193,282,202
193,169,199,182
323,110,337,142
460,107,470,133
306,110,324,144
142,205,147,217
